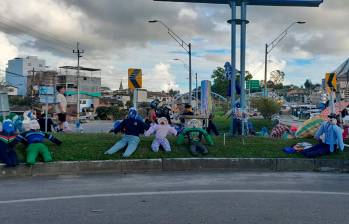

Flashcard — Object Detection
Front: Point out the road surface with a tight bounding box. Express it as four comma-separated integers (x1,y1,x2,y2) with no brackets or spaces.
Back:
1,172,349,224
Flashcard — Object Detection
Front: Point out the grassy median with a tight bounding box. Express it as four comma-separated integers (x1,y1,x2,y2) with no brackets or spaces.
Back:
13,133,349,162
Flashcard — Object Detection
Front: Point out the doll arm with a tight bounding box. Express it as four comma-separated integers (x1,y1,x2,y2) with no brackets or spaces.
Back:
145,125,157,137
45,133,62,146
169,126,178,136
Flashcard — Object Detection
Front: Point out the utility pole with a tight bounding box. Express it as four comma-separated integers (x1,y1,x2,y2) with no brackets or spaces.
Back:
195,73,198,108
30,67,38,109
73,42,84,123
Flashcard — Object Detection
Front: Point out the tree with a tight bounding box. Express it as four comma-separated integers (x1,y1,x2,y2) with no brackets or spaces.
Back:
245,71,253,81
211,67,229,97
168,89,180,97
250,97,281,119
304,79,314,90
270,70,285,85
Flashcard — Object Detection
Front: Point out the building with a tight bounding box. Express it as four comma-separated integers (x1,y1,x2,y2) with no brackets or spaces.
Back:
58,66,102,114
27,66,102,116
286,89,307,103
6,56,46,96
335,57,349,100
6,85,18,96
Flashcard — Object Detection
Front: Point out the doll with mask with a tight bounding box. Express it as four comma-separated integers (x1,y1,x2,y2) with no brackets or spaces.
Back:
301,113,344,158
0,120,20,167
145,117,177,152
17,120,62,165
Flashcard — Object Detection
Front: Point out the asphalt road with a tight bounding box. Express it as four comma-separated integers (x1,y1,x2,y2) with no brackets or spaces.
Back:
1,172,349,224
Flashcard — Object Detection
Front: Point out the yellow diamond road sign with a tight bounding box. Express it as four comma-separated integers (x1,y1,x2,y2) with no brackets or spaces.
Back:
128,68,142,90
325,72,336,93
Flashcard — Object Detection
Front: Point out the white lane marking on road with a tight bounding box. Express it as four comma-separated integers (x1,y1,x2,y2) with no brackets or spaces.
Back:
1,189,349,204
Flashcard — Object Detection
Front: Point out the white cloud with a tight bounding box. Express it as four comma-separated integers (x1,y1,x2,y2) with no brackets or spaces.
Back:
0,32,18,72
144,63,179,92
178,8,198,20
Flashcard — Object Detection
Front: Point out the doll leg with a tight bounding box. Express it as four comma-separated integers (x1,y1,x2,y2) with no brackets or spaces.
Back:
105,136,128,155
122,136,140,158
160,138,171,152
0,148,13,167
151,139,161,152
189,143,199,156
196,142,208,155
38,143,53,162
7,150,18,167
27,144,41,165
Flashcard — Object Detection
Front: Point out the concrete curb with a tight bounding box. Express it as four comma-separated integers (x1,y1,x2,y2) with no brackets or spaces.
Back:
1,158,348,178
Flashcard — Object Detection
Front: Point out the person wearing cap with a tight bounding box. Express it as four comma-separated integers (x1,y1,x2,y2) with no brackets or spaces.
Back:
104,108,149,158
301,113,344,158
0,120,20,167
145,117,177,152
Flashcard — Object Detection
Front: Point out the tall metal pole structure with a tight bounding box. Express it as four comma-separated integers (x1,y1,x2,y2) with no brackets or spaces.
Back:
73,42,84,121
230,0,237,135
195,72,198,105
264,21,306,96
149,20,192,105
240,1,247,136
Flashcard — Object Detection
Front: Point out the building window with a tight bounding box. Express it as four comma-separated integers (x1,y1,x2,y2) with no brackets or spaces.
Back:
39,64,43,67
28,63,32,66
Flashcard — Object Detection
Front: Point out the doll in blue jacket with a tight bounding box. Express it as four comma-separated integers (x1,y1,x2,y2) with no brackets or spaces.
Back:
0,120,20,167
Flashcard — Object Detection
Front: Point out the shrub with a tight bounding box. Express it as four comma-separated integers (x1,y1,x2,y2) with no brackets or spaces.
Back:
251,97,281,119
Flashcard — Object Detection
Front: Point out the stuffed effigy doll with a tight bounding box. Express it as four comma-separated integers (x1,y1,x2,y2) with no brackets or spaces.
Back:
0,120,19,167
104,108,149,158
176,119,214,156
18,120,62,165
145,117,177,152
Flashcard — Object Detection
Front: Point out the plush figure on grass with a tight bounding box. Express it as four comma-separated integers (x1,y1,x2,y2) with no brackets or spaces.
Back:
145,117,177,152
17,120,62,165
176,119,214,156
0,120,20,167
105,108,149,158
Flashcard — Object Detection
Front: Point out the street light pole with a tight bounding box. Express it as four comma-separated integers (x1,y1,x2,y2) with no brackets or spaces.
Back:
264,21,306,96
149,20,192,105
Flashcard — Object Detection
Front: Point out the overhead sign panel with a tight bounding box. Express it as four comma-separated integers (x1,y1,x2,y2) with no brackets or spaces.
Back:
128,68,142,90
154,0,323,7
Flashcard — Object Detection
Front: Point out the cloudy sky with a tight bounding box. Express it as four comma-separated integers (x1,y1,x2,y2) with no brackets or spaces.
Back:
0,0,348,92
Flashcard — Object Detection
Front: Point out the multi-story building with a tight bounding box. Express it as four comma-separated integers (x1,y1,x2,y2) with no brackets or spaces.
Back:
335,58,349,100
6,56,46,96
27,66,102,115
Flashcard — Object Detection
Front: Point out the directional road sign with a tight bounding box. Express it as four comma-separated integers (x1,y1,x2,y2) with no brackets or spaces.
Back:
325,72,336,93
128,68,142,90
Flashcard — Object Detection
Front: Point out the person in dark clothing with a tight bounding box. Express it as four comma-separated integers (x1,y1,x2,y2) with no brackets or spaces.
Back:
182,104,194,115
206,114,219,136
37,113,56,132
104,108,150,158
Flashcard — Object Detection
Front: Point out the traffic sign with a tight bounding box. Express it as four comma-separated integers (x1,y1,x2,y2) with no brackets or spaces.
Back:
128,68,142,90
246,80,260,91
39,86,54,95
325,73,337,93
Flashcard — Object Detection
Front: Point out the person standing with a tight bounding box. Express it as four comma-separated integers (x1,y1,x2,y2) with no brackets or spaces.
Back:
56,86,67,132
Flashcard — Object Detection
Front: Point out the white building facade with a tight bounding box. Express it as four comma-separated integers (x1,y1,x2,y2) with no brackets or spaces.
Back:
5,56,46,96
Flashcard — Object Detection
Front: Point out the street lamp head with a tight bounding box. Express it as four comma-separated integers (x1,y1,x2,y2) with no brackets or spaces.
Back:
296,21,306,24
148,20,158,23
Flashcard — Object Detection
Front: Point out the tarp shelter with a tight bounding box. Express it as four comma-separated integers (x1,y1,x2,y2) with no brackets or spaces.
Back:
335,58,349,80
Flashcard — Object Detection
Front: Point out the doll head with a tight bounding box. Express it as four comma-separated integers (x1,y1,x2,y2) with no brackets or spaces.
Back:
128,107,138,119
2,119,15,135
158,117,168,125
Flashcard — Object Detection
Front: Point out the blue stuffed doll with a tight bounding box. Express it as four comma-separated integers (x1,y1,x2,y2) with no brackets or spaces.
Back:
0,120,21,167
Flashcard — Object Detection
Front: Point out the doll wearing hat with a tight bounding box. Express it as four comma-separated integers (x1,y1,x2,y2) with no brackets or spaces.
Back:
145,117,177,152
105,108,149,158
301,113,344,158
0,120,20,167
17,120,62,165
